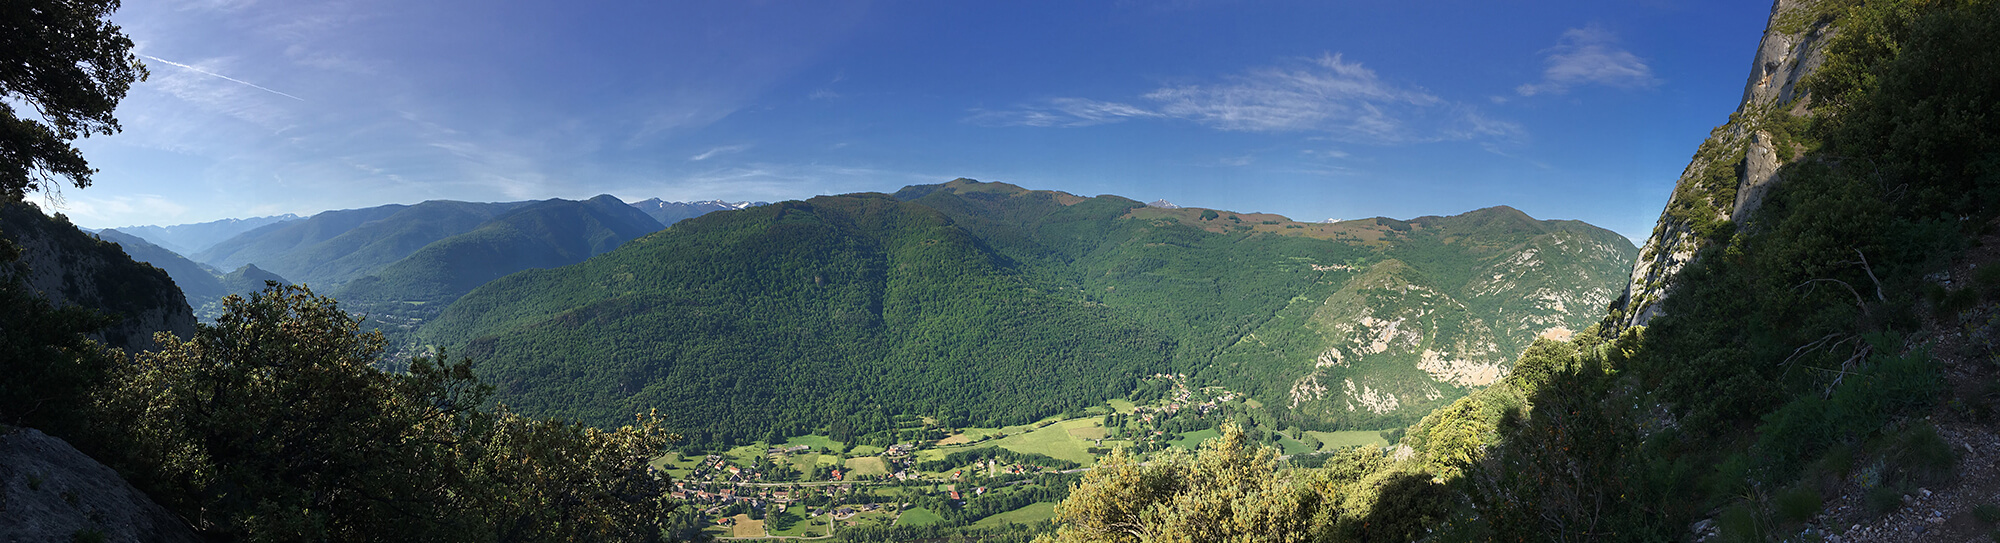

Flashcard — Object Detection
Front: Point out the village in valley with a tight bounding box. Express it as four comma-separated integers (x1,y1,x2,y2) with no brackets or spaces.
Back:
658,375,1394,539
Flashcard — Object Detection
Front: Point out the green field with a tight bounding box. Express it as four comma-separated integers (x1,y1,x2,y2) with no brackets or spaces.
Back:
766,509,832,537
845,456,889,477
973,502,1057,527
847,444,886,456
649,453,701,479
1275,436,1317,455
843,509,900,531
784,434,846,454
895,506,946,527
1303,430,1389,450
1170,428,1221,449
974,417,1103,465
722,443,767,466
1107,399,1136,414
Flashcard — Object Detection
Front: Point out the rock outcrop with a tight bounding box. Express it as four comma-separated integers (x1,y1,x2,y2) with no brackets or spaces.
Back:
0,426,200,543
0,201,197,351
1612,0,1835,330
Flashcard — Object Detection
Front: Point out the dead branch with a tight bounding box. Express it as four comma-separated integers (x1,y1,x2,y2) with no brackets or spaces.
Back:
1853,249,1887,302
1797,278,1869,316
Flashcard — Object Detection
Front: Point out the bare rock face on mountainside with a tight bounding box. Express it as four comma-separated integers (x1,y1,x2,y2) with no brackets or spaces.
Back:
0,427,201,543
1,202,195,351
1613,0,1835,330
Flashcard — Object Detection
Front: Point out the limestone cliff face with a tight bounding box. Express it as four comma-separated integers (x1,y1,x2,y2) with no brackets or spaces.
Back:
1,201,196,351
1612,0,1834,329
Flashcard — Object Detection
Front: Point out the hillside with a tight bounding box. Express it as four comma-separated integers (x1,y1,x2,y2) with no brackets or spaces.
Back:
421,180,1635,443
111,214,300,255
92,228,230,304
193,200,531,288
0,202,195,352
339,195,661,305
1034,2,2000,541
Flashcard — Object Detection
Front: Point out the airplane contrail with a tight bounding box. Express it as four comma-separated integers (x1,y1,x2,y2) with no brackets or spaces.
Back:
140,54,306,102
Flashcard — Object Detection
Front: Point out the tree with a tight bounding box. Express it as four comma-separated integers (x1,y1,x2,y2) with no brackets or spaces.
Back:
0,240,118,434
89,284,683,542
1,0,146,201
1042,424,1328,543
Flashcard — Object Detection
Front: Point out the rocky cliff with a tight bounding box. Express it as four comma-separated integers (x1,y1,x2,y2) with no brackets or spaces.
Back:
0,201,196,351
1612,0,1836,329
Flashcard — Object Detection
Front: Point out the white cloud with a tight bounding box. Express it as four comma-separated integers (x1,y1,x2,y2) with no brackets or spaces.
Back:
968,98,1161,127
973,53,1513,144
1516,25,1659,97
691,144,753,161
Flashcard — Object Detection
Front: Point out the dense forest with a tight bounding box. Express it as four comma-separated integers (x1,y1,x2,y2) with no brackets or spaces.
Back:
420,181,1633,446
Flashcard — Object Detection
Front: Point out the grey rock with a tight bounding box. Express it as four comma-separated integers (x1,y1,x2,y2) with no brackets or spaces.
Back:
1,201,196,351
0,427,200,543
1612,0,1836,331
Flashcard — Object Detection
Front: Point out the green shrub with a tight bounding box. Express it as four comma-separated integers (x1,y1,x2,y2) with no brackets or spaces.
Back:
1973,503,2000,524
1975,266,2000,298
1775,486,1822,524
1865,485,1904,516
1891,423,1956,486
1717,503,1766,543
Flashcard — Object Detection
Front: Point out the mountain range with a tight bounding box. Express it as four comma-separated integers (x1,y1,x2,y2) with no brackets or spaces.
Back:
109,214,301,255
415,179,1635,442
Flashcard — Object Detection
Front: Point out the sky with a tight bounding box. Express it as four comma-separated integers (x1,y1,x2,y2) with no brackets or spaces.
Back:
33,0,1778,243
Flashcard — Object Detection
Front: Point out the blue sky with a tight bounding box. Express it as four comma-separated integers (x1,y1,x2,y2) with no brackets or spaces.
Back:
39,0,1776,242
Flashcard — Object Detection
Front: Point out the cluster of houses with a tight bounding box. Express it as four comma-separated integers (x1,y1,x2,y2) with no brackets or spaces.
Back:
1131,375,1242,422
672,481,859,516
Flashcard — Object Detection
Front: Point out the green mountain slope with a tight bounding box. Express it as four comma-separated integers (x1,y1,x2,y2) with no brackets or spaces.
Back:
421,180,1636,441
421,193,1176,444
337,195,663,307
193,200,530,288
93,228,229,304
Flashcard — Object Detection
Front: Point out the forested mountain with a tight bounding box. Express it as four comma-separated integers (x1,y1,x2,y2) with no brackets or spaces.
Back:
629,198,765,226
421,180,1635,443
192,200,533,288
92,229,293,317
110,213,300,255
337,195,664,308
1046,1,2000,541
92,228,230,304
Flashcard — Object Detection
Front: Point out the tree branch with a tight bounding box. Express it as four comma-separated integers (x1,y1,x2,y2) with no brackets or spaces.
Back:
1853,249,1887,302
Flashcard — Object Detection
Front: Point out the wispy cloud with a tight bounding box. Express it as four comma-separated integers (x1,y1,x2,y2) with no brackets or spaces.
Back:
968,98,1162,127
972,53,1515,144
691,144,754,161
1515,25,1658,97
140,54,305,101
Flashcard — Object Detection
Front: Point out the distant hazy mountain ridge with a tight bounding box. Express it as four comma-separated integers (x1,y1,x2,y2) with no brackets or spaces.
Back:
112,214,300,254
629,198,765,226
337,195,664,308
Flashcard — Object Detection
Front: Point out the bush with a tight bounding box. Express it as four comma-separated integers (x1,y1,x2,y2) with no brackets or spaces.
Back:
1865,485,1904,516
1775,486,1822,524
1973,503,2000,524
1891,423,1956,486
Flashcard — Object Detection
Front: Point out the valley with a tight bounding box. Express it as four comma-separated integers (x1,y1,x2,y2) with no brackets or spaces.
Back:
8,0,1997,540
